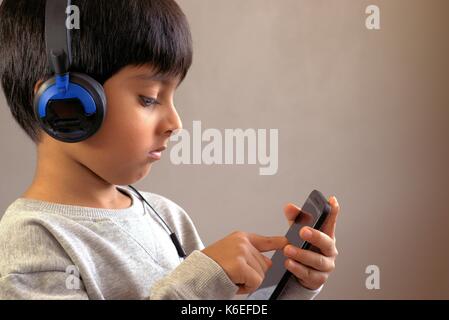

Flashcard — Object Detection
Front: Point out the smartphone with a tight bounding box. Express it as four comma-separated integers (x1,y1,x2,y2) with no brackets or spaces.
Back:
246,190,331,300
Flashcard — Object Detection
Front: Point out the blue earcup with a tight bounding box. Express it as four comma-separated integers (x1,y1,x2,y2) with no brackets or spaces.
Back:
33,72,107,143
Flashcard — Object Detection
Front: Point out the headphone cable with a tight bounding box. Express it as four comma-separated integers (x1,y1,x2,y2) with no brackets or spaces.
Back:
127,185,187,259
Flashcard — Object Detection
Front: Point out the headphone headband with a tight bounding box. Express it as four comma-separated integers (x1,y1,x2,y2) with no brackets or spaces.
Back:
45,0,72,74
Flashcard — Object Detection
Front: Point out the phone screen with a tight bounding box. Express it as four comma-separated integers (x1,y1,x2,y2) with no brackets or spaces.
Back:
246,190,330,300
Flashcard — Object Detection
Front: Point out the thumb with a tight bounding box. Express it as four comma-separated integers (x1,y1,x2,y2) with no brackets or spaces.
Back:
247,234,288,252
284,203,301,227
321,196,340,239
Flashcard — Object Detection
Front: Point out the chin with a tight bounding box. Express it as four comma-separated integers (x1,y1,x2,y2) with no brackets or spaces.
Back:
105,160,155,186
133,164,154,184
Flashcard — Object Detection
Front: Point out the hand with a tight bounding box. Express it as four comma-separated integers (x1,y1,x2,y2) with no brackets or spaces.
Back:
201,231,288,294
282,196,340,290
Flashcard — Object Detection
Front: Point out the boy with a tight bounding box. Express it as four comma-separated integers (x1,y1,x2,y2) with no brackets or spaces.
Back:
0,0,340,299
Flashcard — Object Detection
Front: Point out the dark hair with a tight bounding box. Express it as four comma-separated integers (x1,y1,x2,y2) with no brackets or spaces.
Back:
0,0,193,143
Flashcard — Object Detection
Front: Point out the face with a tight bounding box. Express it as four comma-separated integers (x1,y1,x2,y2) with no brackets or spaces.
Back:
57,65,183,185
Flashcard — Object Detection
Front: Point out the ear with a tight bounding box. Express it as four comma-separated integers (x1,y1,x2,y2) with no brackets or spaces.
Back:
34,79,44,95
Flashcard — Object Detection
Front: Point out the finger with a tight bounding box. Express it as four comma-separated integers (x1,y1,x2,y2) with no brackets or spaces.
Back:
284,203,301,227
262,254,273,268
300,227,338,257
247,246,269,278
254,250,274,270
247,234,288,252
283,245,335,272
284,258,328,290
240,262,264,294
321,196,340,239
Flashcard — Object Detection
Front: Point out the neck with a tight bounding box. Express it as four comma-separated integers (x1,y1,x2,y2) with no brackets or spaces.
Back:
22,139,132,209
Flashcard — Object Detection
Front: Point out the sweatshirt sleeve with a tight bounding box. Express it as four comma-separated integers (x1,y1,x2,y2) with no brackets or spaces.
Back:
277,274,323,300
149,250,239,300
0,272,89,300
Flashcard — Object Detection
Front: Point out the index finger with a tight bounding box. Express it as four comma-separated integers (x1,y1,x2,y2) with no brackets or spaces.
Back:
247,234,288,252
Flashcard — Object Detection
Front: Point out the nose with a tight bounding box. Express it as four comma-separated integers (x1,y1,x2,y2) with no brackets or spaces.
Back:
161,103,183,136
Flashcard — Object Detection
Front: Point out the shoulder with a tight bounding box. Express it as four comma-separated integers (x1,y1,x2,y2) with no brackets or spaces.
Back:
0,200,72,276
0,200,51,247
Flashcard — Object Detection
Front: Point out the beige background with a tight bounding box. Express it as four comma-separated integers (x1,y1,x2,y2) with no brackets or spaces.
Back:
1,0,449,299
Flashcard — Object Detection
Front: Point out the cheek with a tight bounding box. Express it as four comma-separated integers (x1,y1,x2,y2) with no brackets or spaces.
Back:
91,89,154,152
69,91,158,184
73,131,155,185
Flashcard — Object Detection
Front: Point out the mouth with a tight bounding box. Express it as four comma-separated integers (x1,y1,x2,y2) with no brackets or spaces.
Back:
148,146,167,160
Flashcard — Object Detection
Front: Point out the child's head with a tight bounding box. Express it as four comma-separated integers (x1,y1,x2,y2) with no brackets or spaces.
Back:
0,0,192,185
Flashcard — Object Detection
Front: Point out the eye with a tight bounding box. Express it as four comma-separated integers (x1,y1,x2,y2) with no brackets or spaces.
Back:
139,95,161,108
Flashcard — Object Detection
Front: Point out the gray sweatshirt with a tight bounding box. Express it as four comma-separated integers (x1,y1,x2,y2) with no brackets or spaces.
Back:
0,185,321,300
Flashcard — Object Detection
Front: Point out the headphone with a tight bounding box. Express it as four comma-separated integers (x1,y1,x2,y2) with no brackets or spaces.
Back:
34,0,106,143
35,0,187,259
